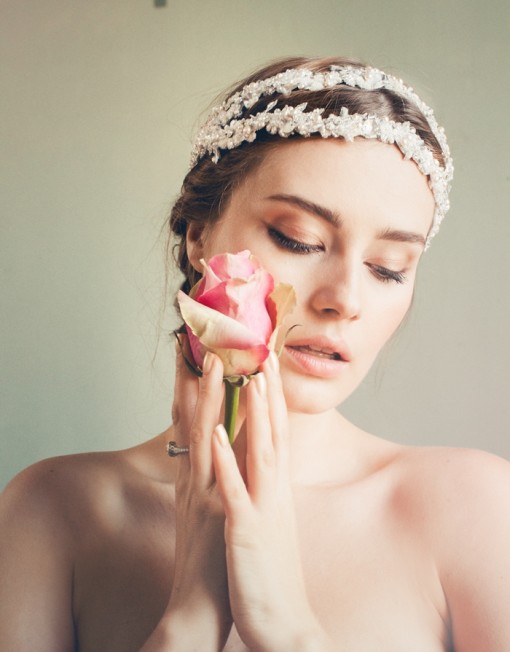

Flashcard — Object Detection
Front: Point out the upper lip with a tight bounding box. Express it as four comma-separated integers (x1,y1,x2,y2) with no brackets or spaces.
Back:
285,335,352,363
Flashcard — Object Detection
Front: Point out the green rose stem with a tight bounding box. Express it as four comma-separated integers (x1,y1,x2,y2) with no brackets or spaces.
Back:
223,380,241,444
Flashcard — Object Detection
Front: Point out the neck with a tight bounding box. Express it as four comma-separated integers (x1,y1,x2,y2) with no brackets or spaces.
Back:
285,408,374,486
154,406,395,489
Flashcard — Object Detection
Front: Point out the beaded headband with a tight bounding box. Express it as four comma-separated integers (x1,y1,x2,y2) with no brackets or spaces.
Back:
191,65,453,246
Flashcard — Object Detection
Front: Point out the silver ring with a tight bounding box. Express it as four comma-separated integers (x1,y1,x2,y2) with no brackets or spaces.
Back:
167,440,189,457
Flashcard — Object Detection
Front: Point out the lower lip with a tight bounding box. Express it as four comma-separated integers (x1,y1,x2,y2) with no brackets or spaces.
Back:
284,346,348,379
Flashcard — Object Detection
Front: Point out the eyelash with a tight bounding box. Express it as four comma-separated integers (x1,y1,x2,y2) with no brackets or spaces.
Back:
268,227,407,284
368,264,407,285
268,227,323,254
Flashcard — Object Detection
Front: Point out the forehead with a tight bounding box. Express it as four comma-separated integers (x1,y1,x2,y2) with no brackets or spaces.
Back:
228,138,435,234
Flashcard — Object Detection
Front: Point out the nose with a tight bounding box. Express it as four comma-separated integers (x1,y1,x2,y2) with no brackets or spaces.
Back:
310,257,361,321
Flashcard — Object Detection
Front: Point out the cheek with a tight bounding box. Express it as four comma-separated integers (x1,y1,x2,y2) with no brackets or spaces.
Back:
372,294,413,348
201,225,252,262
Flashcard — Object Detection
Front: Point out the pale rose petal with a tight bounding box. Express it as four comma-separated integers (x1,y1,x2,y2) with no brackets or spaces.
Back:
207,344,269,376
266,282,297,328
267,283,297,351
178,290,267,351
185,327,268,375
186,328,267,376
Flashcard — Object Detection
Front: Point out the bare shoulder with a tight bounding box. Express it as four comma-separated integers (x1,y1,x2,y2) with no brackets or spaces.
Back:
0,438,174,651
1,434,174,540
0,452,126,650
388,444,510,649
386,445,510,537
2,450,124,526
391,444,510,518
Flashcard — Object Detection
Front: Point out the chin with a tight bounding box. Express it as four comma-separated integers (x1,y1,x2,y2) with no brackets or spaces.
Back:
280,369,357,415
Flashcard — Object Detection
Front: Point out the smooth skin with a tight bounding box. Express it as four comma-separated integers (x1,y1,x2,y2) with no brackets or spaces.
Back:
1,139,510,651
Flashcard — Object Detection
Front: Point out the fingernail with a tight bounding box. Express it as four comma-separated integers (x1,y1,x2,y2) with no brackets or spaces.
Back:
254,372,266,395
202,351,213,375
214,424,228,448
267,351,279,372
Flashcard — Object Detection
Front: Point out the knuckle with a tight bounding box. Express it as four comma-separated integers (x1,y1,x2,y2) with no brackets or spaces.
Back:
247,447,276,471
224,482,245,506
198,375,214,400
260,448,276,468
189,426,203,446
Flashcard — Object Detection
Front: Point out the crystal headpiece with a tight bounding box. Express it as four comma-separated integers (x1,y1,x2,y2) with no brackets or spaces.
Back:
191,65,453,246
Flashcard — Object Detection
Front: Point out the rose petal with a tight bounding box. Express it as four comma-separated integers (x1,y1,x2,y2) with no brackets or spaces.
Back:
178,290,266,346
207,250,257,281
178,291,270,374
267,283,297,351
266,282,297,328
202,343,269,376
197,272,274,341
178,251,295,377
197,264,222,295
195,251,257,296
185,325,268,376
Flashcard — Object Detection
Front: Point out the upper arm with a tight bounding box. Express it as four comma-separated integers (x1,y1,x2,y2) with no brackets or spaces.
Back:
438,451,510,651
0,463,76,652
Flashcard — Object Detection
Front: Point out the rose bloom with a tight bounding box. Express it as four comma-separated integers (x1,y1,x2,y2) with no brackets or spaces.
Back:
177,250,295,377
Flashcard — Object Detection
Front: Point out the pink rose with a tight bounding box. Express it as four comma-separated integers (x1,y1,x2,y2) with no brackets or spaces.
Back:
177,250,295,377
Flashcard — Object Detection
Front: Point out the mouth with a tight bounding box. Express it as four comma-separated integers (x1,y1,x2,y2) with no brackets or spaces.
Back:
287,345,344,361
284,338,350,379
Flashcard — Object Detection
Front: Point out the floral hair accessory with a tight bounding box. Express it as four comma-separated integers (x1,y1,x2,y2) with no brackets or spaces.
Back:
191,65,453,247
176,250,296,443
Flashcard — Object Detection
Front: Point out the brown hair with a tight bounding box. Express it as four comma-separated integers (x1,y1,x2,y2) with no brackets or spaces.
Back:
169,56,444,293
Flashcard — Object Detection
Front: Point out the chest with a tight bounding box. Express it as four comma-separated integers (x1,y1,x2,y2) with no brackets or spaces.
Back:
72,493,175,652
73,486,449,652
292,490,448,651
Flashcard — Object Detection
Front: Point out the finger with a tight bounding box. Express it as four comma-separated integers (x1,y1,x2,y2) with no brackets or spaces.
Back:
189,351,225,489
212,425,250,522
245,372,277,504
171,337,197,474
261,352,289,461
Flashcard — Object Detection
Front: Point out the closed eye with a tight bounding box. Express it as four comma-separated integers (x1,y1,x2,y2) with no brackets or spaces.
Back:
268,227,323,254
368,263,407,284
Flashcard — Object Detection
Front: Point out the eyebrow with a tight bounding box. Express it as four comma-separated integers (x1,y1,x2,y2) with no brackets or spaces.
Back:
266,193,342,226
376,227,426,246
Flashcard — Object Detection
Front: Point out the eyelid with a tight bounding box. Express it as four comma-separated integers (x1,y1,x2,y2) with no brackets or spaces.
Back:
367,262,407,284
270,215,323,239
268,226,324,254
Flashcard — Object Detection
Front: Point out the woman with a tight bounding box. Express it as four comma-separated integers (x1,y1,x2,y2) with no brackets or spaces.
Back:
1,56,509,651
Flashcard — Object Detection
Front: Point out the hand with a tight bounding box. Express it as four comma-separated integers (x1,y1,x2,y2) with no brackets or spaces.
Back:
212,352,333,651
147,341,232,651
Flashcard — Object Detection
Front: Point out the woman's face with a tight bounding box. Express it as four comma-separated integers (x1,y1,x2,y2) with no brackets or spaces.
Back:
187,138,435,414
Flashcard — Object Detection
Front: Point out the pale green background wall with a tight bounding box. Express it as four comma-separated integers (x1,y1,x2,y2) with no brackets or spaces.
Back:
1,0,509,490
